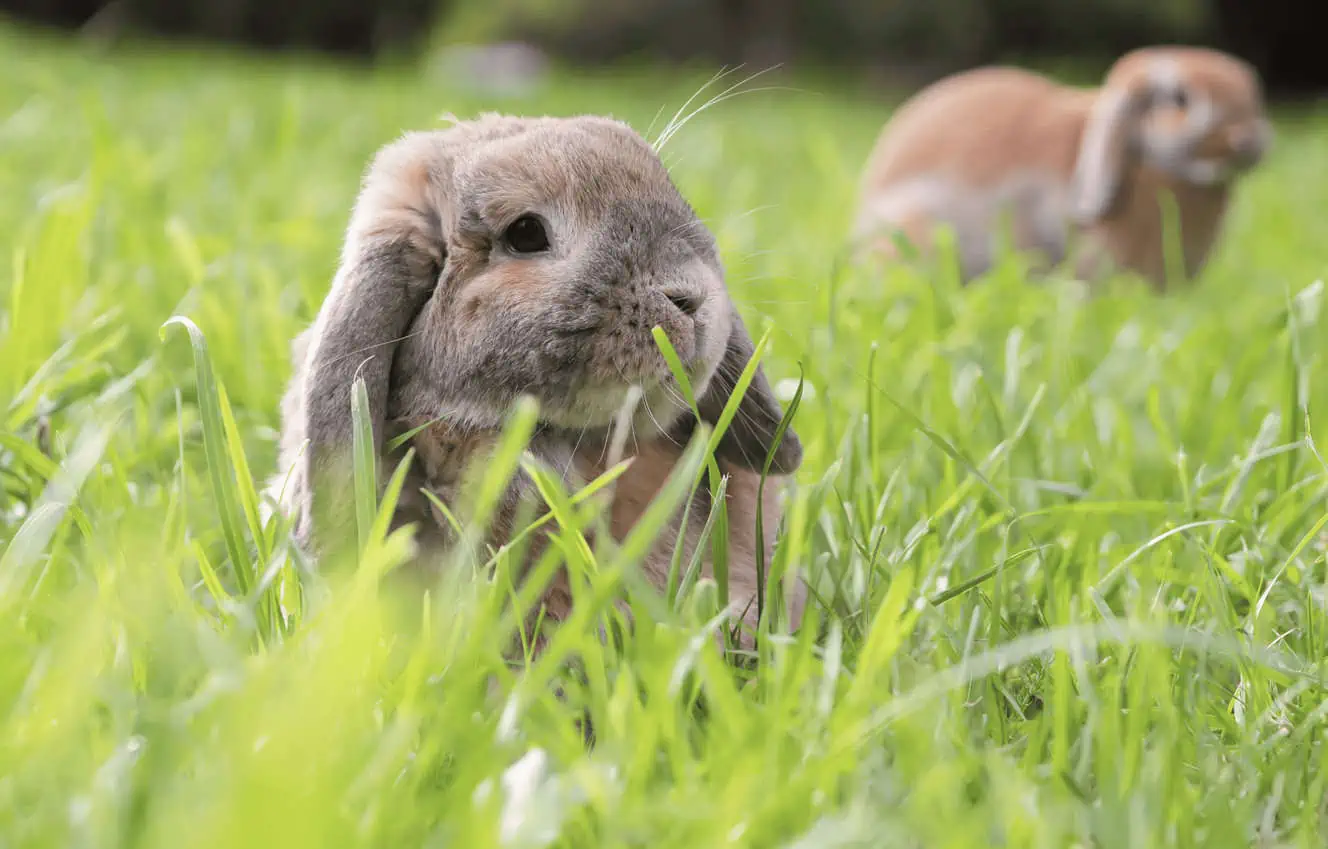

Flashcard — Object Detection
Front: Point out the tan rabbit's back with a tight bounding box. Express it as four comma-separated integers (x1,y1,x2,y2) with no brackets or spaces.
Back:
861,67,1089,191
855,67,1096,278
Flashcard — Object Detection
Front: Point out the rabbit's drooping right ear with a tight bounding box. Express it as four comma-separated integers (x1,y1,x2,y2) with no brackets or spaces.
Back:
853,46,1272,289
666,305,802,475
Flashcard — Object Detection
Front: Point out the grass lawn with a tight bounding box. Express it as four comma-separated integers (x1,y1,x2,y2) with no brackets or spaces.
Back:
4,22,1328,848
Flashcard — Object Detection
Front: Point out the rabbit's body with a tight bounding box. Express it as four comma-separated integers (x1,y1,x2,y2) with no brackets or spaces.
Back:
270,114,804,647
855,68,1088,279
855,48,1271,288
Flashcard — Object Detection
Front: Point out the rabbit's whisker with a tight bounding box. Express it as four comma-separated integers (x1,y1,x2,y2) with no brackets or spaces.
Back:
657,383,692,420
643,398,683,450
653,65,746,150
660,81,803,150
324,331,426,368
655,66,793,151
611,363,678,449
728,204,778,223
644,101,670,142
564,424,589,479
667,217,719,238
712,361,781,447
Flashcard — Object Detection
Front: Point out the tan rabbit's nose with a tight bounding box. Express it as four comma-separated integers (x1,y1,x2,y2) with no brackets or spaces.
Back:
1226,120,1272,165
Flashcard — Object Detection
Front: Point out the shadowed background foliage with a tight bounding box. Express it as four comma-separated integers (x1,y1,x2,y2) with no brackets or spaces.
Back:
0,0,1319,95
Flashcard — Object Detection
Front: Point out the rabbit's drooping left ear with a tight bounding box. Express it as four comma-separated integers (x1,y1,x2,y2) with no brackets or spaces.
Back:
288,118,550,551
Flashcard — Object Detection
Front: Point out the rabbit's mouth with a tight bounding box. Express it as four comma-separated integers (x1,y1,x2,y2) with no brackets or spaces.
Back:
1178,158,1234,185
1222,120,1272,171
533,326,716,434
1148,117,1270,186
534,380,694,440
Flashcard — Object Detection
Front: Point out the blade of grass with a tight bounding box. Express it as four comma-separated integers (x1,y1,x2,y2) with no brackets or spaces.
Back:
161,316,257,596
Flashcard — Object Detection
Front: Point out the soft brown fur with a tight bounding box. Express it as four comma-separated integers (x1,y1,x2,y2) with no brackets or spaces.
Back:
854,46,1272,288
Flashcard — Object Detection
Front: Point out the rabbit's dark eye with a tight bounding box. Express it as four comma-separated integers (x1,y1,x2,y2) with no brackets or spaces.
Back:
1171,88,1189,109
504,215,550,254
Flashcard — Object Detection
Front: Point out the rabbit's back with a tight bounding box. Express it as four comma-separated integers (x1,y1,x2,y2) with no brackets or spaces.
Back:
862,68,1089,187
855,68,1096,279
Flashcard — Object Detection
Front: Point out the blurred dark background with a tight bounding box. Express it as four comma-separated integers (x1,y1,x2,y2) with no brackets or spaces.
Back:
0,0,1315,96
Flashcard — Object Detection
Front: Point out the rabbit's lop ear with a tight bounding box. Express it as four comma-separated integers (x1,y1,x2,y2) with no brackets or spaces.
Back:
299,133,449,542
687,308,803,475
1070,78,1151,224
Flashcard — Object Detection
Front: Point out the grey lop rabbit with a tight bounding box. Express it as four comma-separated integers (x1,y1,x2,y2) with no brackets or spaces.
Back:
269,113,806,646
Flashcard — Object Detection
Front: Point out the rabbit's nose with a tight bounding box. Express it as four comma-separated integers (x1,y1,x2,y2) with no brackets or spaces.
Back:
1227,120,1271,164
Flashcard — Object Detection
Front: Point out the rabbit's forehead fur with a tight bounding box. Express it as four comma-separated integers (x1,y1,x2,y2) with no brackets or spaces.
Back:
384,114,732,439
1109,47,1267,130
453,120,709,243
1109,47,1263,109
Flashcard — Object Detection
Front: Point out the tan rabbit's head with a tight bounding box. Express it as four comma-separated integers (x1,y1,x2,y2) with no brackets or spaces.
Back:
1071,46,1272,223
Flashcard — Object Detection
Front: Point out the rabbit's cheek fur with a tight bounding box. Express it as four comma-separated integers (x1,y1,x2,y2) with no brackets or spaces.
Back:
1139,115,1202,177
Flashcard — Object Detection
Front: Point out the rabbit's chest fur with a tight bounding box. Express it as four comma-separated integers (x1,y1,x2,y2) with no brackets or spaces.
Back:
385,418,527,556
386,422,801,637
1087,170,1231,284
575,440,804,633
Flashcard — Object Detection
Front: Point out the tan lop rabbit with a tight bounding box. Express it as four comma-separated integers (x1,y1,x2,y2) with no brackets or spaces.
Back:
269,113,806,647
852,46,1272,288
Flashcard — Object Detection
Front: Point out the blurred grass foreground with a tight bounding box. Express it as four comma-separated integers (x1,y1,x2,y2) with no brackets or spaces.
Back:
4,18,1328,849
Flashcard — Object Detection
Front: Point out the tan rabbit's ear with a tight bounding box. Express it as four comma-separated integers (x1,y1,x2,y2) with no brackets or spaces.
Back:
299,135,449,547
1070,80,1151,224
671,308,803,475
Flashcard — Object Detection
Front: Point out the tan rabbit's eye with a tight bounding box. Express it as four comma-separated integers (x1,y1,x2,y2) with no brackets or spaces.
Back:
504,215,550,254
1152,86,1189,112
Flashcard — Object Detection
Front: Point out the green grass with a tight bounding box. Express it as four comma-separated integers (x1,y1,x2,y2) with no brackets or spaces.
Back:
4,22,1328,848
